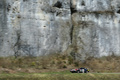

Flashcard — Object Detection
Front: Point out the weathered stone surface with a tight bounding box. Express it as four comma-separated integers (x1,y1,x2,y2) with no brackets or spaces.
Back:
0,0,120,59
0,0,72,57
72,0,120,60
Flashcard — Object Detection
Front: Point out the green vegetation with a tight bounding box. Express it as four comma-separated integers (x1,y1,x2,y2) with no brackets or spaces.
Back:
0,72,120,80
0,54,120,80
0,54,120,74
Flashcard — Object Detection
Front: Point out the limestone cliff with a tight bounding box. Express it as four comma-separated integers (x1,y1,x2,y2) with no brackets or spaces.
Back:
0,0,120,59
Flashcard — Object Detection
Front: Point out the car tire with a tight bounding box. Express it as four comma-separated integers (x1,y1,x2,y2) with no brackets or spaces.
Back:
77,71,80,73
85,71,87,73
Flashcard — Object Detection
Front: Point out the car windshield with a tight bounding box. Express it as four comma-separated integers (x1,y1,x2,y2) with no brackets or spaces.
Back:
80,68,84,69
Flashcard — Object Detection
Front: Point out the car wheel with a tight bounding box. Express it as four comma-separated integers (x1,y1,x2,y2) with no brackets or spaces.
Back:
77,71,80,73
85,71,87,73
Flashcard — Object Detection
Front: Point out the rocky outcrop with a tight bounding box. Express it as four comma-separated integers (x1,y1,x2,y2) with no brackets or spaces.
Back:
71,0,120,59
0,0,72,57
0,0,120,59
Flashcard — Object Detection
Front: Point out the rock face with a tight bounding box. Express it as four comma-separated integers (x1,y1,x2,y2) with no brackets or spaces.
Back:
72,0,120,59
1,0,72,57
0,0,120,59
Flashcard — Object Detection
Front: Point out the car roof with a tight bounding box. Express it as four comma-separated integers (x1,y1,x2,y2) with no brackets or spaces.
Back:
80,68,85,69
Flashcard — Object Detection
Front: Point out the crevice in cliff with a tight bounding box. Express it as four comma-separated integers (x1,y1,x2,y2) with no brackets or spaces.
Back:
14,30,21,58
70,0,77,15
7,4,11,12
53,1,62,8
117,9,120,14
81,0,85,6
70,25,74,43
70,0,75,43
70,7,77,15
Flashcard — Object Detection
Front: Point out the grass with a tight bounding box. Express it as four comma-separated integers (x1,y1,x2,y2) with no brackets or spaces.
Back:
0,53,120,80
0,71,120,80
0,54,120,74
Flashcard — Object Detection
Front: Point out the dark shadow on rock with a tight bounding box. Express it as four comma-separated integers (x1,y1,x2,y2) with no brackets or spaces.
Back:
53,1,62,8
